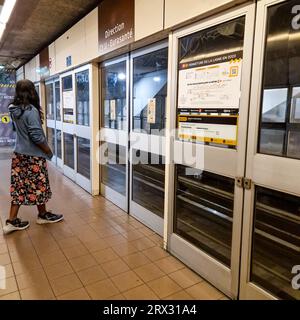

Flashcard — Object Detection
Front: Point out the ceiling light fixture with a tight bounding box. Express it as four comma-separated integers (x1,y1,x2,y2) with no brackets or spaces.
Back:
0,0,17,40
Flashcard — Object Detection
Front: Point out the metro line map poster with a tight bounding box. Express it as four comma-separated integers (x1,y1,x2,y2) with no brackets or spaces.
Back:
177,50,243,147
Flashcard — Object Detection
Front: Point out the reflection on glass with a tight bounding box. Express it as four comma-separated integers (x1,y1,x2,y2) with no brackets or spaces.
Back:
55,81,61,121
132,150,165,218
251,186,300,300
77,137,90,179
174,165,234,267
56,129,62,159
261,89,287,122
64,133,74,169
287,131,300,159
133,48,168,135
62,75,74,124
76,70,90,126
101,143,126,195
46,83,54,120
35,85,39,97
102,61,127,130
47,127,55,157
258,0,300,158
259,129,285,156
290,87,300,123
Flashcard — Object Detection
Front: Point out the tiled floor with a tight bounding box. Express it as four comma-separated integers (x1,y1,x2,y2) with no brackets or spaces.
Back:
0,157,228,300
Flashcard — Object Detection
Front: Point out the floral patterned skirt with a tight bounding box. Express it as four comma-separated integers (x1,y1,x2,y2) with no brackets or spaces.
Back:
10,153,52,205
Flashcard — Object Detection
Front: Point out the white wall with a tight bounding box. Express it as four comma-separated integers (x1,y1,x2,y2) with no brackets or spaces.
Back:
135,0,164,41
54,8,98,74
25,1,249,77
164,0,245,28
16,66,25,81
24,55,40,82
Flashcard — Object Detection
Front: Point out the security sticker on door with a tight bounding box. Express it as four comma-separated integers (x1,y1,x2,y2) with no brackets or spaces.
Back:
147,98,156,124
1,115,10,124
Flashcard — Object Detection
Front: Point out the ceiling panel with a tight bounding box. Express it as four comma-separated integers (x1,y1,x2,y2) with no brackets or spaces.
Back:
0,0,100,68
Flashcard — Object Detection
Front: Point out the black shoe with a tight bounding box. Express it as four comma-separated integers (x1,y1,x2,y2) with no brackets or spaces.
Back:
3,218,30,235
37,212,64,225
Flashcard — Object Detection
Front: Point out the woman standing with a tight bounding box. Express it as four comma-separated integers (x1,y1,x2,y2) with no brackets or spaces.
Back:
3,80,63,235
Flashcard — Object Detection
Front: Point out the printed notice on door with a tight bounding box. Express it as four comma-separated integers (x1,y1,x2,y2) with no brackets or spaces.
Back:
178,50,243,110
147,98,156,124
63,91,74,124
110,99,116,121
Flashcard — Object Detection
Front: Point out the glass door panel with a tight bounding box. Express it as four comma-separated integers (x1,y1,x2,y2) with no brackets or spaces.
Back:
55,80,61,122
130,44,168,235
166,4,255,299
46,127,56,158
132,150,165,218
251,187,300,300
46,83,54,120
101,143,127,196
100,58,128,211
77,137,90,179
174,165,234,267
62,75,74,124
63,133,74,169
76,70,90,126
56,129,62,160
241,0,300,300
132,47,168,135
102,61,127,131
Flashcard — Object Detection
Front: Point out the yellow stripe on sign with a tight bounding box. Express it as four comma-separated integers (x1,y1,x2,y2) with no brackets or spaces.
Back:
1,115,11,124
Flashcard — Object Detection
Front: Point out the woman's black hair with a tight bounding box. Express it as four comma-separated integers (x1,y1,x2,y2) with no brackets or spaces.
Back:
12,79,43,121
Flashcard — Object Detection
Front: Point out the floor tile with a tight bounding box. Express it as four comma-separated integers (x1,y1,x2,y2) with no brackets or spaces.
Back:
0,291,21,300
186,282,224,300
0,253,11,266
0,264,14,279
82,238,109,253
148,276,182,299
122,252,151,269
50,273,82,296
168,268,203,289
134,263,166,282
58,236,81,249
112,243,139,257
39,250,67,267
123,284,159,300
16,268,49,290
20,285,55,300
57,288,91,300
101,258,130,277
163,290,194,300
86,279,119,300
154,256,185,274
0,277,18,297
69,254,97,272
111,270,143,292
130,238,156,251
62,244,89,260
92,248,119,264
77,265,107,286
142,246,169,262
44,261,73,280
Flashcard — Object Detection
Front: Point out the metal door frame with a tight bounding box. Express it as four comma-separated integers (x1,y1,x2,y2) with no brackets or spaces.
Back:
45,78,59,166
239,0,296,300
129,41,168,236
164,2,256,299
60,65,94,193
99,55,130,212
